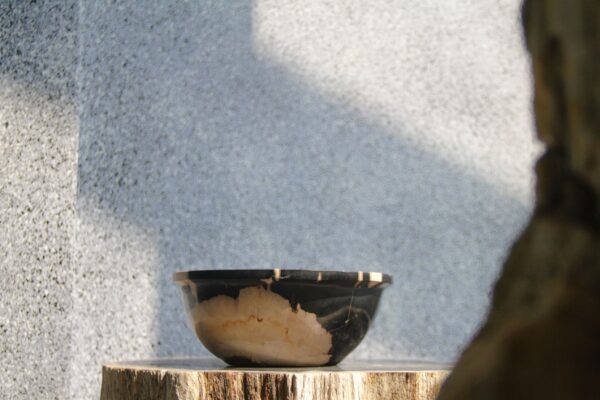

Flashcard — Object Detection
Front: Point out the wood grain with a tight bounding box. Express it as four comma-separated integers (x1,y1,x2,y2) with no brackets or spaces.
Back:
100,359,449,400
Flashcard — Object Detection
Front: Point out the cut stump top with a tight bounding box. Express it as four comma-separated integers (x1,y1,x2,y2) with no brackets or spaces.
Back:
100,358,450,400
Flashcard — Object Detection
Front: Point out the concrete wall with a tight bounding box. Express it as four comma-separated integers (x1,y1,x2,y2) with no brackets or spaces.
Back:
2,0,539,398
0,1,78,399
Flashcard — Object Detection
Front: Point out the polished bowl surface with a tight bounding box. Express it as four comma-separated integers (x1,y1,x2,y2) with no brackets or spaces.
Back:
174,269,391,367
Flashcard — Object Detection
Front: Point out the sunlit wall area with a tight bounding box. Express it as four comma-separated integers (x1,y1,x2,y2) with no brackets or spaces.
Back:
252,0,538,201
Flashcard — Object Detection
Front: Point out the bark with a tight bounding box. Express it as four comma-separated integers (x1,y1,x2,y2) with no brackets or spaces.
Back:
438,0,600,399
100,361,448,400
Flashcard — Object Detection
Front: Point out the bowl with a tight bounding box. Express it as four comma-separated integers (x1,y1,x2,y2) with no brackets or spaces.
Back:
173,269,392,367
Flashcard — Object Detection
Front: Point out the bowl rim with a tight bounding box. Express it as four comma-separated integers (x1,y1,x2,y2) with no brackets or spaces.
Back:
173,268,392,286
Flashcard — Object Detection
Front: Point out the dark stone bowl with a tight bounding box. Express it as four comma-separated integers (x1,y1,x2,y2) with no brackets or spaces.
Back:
173,269,392,367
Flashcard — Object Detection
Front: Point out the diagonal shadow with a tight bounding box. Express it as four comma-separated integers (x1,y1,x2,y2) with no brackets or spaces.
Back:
77,0,531,363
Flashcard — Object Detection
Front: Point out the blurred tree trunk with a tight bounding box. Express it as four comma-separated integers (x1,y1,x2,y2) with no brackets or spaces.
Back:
437,0,600,399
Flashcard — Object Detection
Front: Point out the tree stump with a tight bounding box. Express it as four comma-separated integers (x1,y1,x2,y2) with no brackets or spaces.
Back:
100,359,449,400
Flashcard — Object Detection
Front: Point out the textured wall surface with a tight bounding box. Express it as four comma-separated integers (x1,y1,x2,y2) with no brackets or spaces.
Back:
0,1,78,399
3,0,538,399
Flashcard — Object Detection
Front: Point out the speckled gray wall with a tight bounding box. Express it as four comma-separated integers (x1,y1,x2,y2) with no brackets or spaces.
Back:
0,1,78,399
3,0,539,398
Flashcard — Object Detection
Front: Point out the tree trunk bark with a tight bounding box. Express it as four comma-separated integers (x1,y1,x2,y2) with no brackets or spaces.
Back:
99,360,449,400
438,0,600,399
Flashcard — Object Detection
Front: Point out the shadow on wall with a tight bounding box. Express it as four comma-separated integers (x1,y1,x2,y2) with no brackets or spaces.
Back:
0,1,78,399
77,1,528,361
